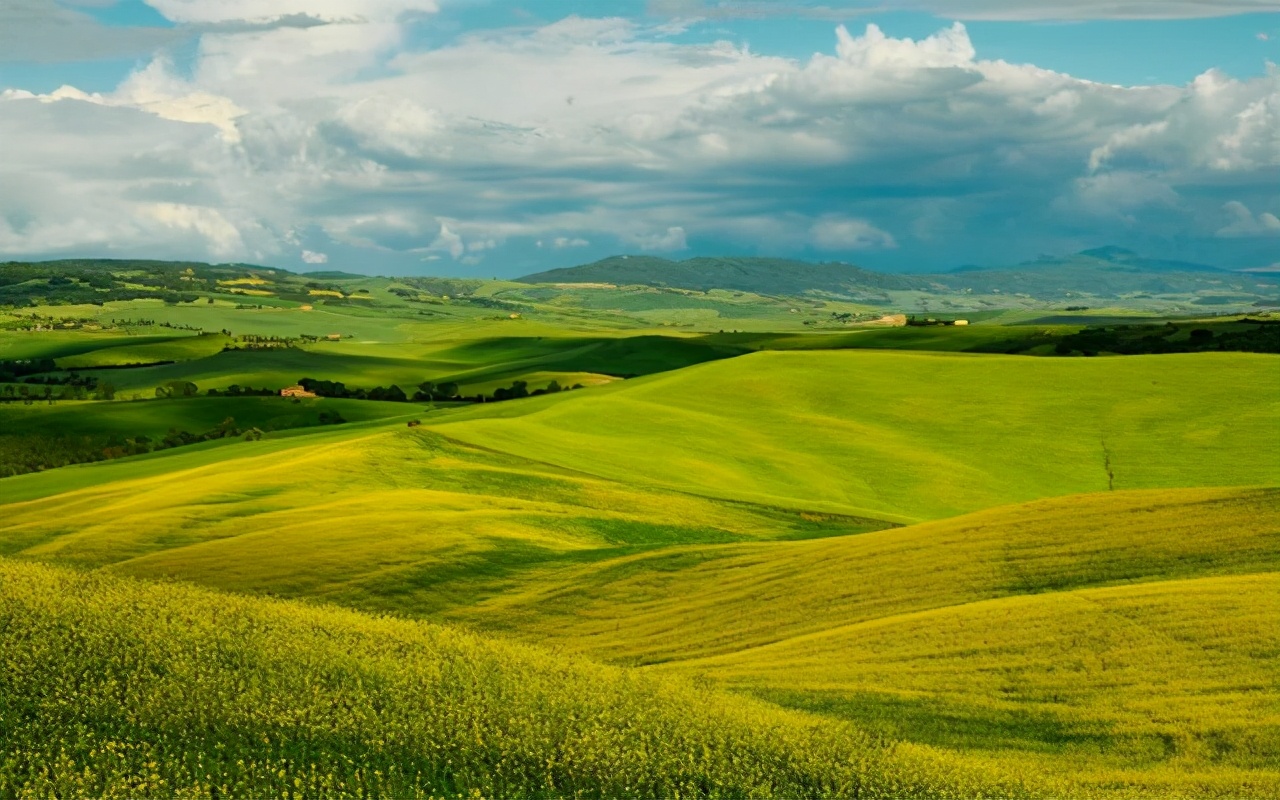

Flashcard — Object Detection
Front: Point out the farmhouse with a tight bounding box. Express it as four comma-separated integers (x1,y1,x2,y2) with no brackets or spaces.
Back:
280,385,317,398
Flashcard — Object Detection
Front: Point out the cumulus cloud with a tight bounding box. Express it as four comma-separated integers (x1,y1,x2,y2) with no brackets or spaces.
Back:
144,0,439,24
301,250,329,264
1,12,1278,269
427,223,466,259
1217,201,1280,237
648,0,1280,21
139,203,245,256
810,216,897,250
633,227,689,252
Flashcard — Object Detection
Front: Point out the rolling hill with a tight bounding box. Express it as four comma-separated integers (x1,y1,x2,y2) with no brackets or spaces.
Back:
518,249,1279,305
518,255,931,295
0,558,1010,799
433,350,1280,521
3,283,1280,797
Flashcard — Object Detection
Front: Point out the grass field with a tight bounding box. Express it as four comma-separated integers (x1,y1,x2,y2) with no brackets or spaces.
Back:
2,287,1279,798
0,558,1015,799
434,350,1280,521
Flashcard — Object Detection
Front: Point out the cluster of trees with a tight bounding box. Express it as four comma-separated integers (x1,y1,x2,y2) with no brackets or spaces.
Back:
0,417,252,478
223,334,298,351
206,385,280,397
296,376,580,405
0,358,59,381
412,381,460,402
297,378,412,402
1,380,115,404
156,381,199,399
1049,321,1280,356
487,380,572,401
0,410,349,477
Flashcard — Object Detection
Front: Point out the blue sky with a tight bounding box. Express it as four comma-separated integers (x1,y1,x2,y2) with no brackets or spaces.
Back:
1,0,1277,275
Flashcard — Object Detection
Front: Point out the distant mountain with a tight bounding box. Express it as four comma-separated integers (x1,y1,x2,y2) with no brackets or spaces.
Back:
519,250,1277,303
962,247,1228,273
517,256,933,297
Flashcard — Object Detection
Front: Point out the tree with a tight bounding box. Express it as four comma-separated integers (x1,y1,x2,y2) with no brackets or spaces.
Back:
156,380,199,399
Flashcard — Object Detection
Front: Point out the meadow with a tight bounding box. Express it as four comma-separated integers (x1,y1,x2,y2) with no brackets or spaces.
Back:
1,263,1278,797
1,558,1017,799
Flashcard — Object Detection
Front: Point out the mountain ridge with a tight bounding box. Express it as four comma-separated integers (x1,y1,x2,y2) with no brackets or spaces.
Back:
517,249,1272,301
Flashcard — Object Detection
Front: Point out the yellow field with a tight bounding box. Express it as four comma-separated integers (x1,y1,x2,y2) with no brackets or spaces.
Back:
671,573,1280,796
1,558,1020,798
449,487,1280,664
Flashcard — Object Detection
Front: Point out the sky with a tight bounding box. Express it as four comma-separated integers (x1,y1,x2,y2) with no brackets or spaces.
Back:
0,1,1277,276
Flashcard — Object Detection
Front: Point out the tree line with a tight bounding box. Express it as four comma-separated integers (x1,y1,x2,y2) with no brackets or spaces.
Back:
0,413,346,478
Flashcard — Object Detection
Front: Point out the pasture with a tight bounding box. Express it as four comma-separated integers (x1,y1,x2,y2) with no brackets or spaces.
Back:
1,281,1278,797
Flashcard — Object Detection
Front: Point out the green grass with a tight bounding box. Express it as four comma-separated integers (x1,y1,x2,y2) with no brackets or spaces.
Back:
2,324,1279,797
0,330,193,362
0,427,888,615
55,332,231,368
433,350,1280,521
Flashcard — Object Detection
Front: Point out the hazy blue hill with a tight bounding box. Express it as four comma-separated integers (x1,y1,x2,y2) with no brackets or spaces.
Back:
516,255,931,295
520,249,1276,302
941,248,1266,298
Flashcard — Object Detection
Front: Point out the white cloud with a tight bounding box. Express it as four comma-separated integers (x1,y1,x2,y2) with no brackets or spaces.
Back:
115,59,247,143
1217,200,1280,237
143,0,439,24
906,1,1280,20
139,203,245,256
427,222,465,259
1089,121,1169,172
633,226,688,252
301,249,329,263
1,13,1278,269
810,216,897,250
649,0,1280,20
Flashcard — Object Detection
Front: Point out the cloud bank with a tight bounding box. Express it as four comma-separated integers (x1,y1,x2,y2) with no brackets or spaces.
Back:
1,3,1278,272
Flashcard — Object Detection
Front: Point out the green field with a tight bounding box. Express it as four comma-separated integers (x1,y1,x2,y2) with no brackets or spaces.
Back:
2,262,1279,797
434,350,1280,521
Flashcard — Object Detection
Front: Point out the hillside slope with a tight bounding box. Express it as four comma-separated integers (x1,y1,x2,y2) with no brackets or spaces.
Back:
451,487,1280,663
518,256,929,295
517,250,1277,302
433,350,1280,521
0,558,1007,798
